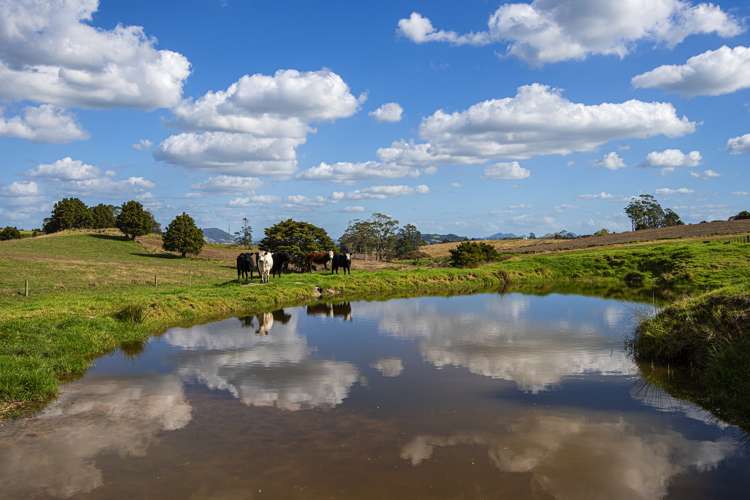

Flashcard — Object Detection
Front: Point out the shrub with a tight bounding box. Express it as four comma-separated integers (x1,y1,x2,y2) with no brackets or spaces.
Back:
449,241,500,267
0,226,22,241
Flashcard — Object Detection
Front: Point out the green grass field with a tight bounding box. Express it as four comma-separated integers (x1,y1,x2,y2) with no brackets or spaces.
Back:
1,231,749,417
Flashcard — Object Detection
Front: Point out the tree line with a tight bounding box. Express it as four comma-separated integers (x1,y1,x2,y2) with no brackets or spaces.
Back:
38,197,205,257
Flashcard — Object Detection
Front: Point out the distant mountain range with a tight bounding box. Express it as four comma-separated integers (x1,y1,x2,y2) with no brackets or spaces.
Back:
421,233,469,245
485,232,521,240
203,227,235,244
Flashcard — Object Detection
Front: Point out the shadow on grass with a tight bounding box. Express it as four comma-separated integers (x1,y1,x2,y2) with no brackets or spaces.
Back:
88,234,129,241
131,252,182,260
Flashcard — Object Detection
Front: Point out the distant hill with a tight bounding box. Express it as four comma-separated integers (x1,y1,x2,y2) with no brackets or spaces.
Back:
485,232,520,240
421,233,469,245
203,227,234,244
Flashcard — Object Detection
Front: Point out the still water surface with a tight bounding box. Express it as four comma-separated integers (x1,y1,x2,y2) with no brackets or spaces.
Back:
1,293,747,499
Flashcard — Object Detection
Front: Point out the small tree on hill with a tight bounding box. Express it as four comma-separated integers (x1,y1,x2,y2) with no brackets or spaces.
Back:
163,213,205,257
0,226,22,241
731,210,750,221
593,228,610,237
43,197,93,233
116,200,153,240
234,217,253,248
260,219,335,265
91,204,117,229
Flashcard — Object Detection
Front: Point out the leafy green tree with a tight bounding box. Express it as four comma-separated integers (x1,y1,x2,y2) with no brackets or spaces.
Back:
234,217,253,248
116,200,154,240
0,226,22,240
339,219,378,255
663,209,683,227
593,228,610,237
449,242,501,267
370,213,399,260
394,224,423,257
163,212,205,257
625,194,682,230
731,210,750,220
43,197,93,233
259,219,335,265
90,204,117,229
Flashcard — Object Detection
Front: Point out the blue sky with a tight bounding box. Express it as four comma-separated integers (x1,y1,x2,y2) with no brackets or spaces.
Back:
1,0,749,238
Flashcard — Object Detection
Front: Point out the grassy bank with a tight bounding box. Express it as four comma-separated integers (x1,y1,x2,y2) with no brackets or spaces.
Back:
1,231,749,418
633,286,750,430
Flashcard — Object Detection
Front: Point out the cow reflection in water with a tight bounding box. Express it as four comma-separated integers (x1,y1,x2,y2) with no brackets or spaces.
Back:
306,302,352,321
239,309,293,335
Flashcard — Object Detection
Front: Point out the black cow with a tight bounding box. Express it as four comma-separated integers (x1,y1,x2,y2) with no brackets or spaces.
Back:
331,253,351,275
236,252,258,281
271,251,291,278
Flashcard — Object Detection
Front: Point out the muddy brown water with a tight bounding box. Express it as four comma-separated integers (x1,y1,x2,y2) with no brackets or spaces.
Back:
1,293,747,499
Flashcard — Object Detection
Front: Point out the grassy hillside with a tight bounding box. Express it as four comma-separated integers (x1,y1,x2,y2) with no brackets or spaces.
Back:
1,230,749,417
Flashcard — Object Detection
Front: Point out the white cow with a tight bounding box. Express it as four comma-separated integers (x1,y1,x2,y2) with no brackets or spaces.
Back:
258,251,273,283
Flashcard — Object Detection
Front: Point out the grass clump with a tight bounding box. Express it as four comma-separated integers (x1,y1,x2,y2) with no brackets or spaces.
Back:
114,304,147,323
632,286,750,430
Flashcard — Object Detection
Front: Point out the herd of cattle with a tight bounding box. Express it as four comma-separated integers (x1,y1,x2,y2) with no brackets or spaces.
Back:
236,250,351,282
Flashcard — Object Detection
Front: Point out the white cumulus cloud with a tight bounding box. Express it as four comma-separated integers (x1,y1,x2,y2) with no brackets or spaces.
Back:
644,149,701,172
727,133,750,154
298,161,420,181
192,175,262,193
369,102,404,122
596,152,626,170
483,162,531,180
633,46,750,96
156,69,363,177
397,1,741,65
0,104,87,143
655,187,694,195
0,0,191,109
379,84,695,166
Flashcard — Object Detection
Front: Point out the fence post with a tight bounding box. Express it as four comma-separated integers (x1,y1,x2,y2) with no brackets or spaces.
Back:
154,274,158,287
24,280,29,297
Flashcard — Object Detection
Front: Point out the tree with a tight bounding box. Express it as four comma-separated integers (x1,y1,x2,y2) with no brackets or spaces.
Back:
339,219,378,255
593,229,610,237
370,213,399,260
0,226,21,241
624,194,682,231
90,204,117,229
731,210,750,221
234,217,253,248
163,213,205,257
43,197,93,233
259,219,335,265
116,200,154,240
663,209,683,227
394,224,422,257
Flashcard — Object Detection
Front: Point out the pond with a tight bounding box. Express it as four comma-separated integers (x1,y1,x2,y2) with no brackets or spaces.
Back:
1,293,747,499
